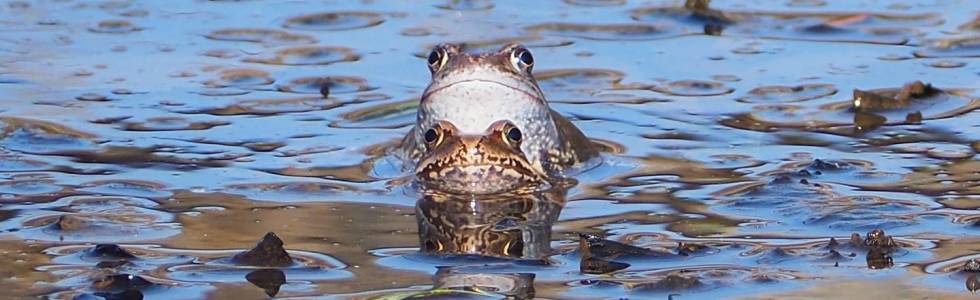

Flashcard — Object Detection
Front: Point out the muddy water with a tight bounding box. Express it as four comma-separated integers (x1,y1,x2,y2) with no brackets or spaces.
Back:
0,0,978,299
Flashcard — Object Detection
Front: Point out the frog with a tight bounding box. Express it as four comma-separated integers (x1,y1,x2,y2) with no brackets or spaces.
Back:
401,43,598,195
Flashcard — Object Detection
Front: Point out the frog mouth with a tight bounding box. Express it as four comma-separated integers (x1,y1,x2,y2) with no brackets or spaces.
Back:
422,79,544,105
414,125,549,195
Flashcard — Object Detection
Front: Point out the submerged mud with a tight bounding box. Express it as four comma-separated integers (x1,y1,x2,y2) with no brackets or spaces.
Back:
0,0,978,299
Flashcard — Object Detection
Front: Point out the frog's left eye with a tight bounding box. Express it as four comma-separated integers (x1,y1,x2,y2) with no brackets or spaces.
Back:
499,122,523,148
510,47,533,73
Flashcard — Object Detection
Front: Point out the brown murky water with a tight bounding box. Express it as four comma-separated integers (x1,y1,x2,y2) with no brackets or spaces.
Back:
1,0,979,299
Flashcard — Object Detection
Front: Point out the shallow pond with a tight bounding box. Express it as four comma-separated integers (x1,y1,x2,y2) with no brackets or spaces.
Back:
0,0,979,299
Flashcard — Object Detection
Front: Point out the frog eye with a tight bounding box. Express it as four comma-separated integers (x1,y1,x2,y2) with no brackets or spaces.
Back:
424,128,437,143
510,46,533,72
423,124,444,149
500,122,522,147
427,47,449,72
507,127,522,143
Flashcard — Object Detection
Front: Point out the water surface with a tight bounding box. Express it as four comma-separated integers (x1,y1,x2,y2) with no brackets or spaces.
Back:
0,0,979,299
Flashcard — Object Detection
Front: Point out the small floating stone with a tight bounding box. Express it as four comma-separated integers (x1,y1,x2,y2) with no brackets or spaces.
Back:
850,232,863,246
905,111,923,123
852,81,942,111
963,258,980,272
808,158,847,171
676,242,711,255
86,244,137,260
232,232,293,267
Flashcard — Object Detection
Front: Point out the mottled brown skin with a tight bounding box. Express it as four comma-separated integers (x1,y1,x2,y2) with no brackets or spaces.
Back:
414,120,548,194
402,43,598,195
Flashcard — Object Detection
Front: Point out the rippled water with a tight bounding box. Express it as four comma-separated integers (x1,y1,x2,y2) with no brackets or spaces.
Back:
0,0,979,299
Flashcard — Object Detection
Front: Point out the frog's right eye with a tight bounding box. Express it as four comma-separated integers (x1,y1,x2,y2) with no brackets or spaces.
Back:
424,128,439,143
509,46,533,73
427,47,448,73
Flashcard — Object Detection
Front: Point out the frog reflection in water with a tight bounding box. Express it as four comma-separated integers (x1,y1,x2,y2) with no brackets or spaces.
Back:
401,43,598,195
413,188,564,298
416,188,565,259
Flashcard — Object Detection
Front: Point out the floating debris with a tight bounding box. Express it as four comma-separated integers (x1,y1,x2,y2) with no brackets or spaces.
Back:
578,233,665,260
963,258,980,273
852,81,942,111
231,232,293,267
85,244,137,261
577,233,673,274
676,241,711,256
